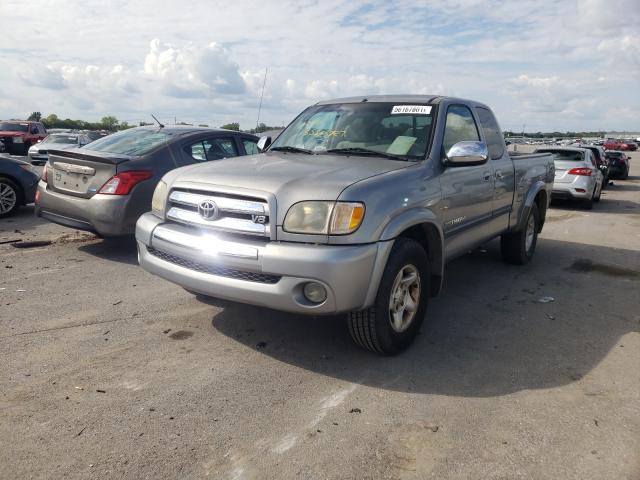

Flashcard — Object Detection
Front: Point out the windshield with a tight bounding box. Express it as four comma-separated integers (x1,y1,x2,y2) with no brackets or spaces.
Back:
84,128,171,156
0,122,29,132
271,102,434,160
538,150,584,161
43,135,78,145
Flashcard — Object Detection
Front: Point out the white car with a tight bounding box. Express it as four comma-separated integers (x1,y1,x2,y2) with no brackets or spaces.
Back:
27,133,91,165
535,147,603,209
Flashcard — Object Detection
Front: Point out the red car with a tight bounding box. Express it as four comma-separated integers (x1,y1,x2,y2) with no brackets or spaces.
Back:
604,138,636,151
0,120,47,155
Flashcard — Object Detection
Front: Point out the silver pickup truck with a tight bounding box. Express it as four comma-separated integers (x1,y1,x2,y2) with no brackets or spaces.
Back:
136,95,554,354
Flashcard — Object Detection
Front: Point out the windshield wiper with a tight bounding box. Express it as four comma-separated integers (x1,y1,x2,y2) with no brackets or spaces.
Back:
270,146,313,155
325,147,408,161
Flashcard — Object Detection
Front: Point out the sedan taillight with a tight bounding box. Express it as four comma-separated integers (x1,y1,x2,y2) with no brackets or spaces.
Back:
567,167,593,176
98,170,153,195
42,164,48,183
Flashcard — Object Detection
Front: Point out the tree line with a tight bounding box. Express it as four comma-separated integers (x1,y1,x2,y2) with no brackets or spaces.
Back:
26,112,280,134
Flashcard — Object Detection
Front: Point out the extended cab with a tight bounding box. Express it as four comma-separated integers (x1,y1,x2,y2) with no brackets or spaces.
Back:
0,121,47,155
136,95,554,354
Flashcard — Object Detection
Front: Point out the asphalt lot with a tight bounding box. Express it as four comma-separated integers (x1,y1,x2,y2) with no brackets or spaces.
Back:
1,169,639,479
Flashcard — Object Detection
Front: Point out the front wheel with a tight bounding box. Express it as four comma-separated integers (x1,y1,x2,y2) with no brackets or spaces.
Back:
347,238,429,355
0,177,21,218
501,203,540,265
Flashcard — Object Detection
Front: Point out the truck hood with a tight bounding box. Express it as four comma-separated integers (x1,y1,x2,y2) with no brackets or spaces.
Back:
172,151,413,202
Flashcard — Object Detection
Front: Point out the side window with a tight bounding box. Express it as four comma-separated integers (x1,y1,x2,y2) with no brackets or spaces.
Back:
475,107,505,160
443,105,480,153
187,141,207,161
203,137,239,160
242,138,259,155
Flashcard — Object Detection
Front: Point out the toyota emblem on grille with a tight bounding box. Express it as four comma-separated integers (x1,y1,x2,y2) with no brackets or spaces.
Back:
198,200,219,220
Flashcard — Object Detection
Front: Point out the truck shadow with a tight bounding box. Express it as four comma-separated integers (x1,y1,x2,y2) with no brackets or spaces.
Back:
77,236,139,265
209,237,639,397
551,198,639,214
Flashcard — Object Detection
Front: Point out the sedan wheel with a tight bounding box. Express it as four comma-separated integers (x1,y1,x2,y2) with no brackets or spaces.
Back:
0,178,20,218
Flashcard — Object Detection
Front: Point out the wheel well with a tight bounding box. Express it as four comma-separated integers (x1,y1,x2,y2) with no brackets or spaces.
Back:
0,174,25,204
398,223,443,297
534,190,548,232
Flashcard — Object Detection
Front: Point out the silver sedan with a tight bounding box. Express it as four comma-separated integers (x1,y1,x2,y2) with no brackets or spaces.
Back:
535,147,603,209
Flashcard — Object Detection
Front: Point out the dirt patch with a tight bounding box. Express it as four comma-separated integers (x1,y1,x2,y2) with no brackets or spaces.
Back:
545,213,579,222
566,259,640,280
168,330,194,340
53,232,98,245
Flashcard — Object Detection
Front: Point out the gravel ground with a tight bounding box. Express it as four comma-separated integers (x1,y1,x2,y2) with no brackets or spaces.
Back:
0,168,638,479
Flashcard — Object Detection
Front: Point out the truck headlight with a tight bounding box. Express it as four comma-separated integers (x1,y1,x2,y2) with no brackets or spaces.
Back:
151,181,168,216
283,201,365,235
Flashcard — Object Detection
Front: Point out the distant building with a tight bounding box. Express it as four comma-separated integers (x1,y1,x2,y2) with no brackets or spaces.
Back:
605,132,640,140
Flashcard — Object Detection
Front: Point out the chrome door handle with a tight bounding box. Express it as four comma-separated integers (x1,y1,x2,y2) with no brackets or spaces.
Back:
495,170,504,179
482,172,492,182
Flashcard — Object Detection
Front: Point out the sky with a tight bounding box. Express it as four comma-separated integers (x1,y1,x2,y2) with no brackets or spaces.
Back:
1,0,639,132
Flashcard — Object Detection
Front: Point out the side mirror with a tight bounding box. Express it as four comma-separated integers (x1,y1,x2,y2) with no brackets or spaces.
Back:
257,136,272,153
446,141,489,165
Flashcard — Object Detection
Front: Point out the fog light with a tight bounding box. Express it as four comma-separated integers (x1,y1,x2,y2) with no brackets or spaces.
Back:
303,282,327,304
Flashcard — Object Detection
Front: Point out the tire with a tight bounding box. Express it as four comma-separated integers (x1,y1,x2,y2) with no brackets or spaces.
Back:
501,203,539,265
594,183,602,202
582,188,594,210
622,168,629,180
347,237,429,355
0,177,22,218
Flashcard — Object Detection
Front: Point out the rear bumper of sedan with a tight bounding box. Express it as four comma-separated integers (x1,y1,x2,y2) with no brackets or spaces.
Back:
552,177,595,200
35,180,138,236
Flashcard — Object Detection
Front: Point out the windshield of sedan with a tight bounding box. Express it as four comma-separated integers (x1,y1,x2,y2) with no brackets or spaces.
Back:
42,135,78,145
0,122,29,132
270,102,434,160
83,128,172,156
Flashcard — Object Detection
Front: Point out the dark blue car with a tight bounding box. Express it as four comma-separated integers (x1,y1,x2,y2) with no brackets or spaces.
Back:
0,155,40,217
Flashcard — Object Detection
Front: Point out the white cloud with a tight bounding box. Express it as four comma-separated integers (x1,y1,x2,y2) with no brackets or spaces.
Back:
143,39,245,97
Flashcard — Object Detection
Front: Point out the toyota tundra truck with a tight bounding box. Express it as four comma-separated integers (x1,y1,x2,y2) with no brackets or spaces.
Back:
136,95,554,354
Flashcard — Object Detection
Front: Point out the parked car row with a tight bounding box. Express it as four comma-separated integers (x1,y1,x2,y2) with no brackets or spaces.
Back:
533,141,633,209
603,138,638,151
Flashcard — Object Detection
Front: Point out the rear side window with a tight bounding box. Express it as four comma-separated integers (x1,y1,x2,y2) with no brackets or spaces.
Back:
86,128,172,156
204,137,238,160
443,105,480,153
187,141,207,161
475,107,504,160
242,138,259,155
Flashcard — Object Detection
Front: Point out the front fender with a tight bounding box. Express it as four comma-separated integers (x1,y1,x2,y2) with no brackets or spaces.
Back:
379,207,442,241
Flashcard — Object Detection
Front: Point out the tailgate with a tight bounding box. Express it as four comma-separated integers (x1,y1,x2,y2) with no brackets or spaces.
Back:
47,149,132,199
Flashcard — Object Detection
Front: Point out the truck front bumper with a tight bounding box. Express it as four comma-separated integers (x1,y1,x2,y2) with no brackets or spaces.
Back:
136,213,392,314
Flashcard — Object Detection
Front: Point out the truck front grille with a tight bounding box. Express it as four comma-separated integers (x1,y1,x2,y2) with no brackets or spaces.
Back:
147,246,281,284
166,189,271,239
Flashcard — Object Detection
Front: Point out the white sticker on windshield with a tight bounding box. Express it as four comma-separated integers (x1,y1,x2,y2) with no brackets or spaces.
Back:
391,105,432,115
